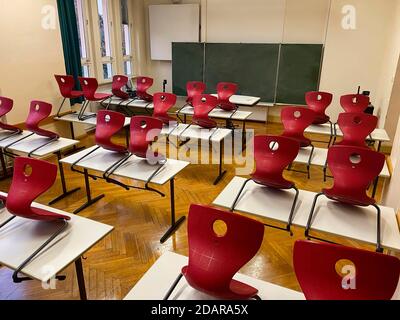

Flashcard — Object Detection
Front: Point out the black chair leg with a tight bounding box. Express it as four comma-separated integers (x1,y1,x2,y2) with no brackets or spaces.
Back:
163,273,183,300
13,219,69,283
230,178,252,212
372,203,382,252
305,192,324,238
307,144,315,180
286,186,300,236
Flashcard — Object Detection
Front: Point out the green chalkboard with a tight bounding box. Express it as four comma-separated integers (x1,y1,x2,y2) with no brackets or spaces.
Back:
276,44,323,105
204,43,280,102
172,42,204,96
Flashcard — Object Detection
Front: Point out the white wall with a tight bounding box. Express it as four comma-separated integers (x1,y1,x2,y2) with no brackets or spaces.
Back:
0,0,85,137
140,0,400,131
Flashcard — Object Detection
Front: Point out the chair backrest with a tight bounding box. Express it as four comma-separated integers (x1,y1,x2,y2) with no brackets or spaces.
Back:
305,91,333,116
129,116,163,158
192,94,218,124
79,77,99,101
281,107,315,140
293,240,400,300
326,145,385,201
135,76,153,101
96,110,127,153
186,81,206,103
340,94,369,113
6,157,70,221
54,75,78,98
252,135,300,187
0,97,21,133
217,82,238,111
153,92,177,118
184,204,264,295
337,112,378,148
26,101,59,138
112,75,129,99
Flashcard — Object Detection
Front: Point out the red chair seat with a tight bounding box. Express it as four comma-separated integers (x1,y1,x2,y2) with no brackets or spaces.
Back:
252,174,294,190
96,110,127,153
112,75,130,100
313,114,330,125
182,266,258,300
323,188,375,207
155,114,176,125
70,90,84,98
26,101,60,139
94,93,113,101
283,134,311,148
192,117,217,129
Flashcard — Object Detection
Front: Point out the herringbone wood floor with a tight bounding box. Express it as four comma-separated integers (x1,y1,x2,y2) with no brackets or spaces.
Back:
0,121,387,300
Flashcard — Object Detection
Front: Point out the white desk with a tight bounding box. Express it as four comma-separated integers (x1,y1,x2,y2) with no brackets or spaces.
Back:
61,146,189,243
0,130,81,206
124,251,304,300
177,105,252,121
210,94,261,107
160,124,233,185
55,112,131,127
0,192,113,300
213,177,400,252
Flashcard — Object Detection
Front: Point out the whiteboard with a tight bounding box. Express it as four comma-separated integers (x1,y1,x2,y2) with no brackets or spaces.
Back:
149,4,200,61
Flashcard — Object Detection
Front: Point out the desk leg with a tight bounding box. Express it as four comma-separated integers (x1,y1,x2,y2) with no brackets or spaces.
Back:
75,257,87,300
183,114,187,124
372,176,379,199
160,178,186,243
64,123,85,156
0,149,11,180
242,120,247,152
213,140,227,185
73,169,105,214
125,126,130,147
377,141,382,152
49,151,81,205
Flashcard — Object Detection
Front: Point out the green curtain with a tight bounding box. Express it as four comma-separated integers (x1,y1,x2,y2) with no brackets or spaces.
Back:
57,0,83,105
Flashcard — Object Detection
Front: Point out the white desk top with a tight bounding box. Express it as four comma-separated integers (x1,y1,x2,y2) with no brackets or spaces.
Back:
295,147,390,178
177,106,252,121
305,123,390,143
0,130,78,157
0,192,113,282
61,146,190,185
160,124,232,143
124,251,304,300
213,177,400,252
107,97,154,109
211,94,261,106
55,113,131,127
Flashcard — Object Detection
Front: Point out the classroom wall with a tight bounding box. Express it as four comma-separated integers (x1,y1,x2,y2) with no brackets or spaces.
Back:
139,0,400,134
0,0,85,137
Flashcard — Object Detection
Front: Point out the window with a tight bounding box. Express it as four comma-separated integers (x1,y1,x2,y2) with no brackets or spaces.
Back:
74,0,91,77
120,0,133,76
73,0,135,83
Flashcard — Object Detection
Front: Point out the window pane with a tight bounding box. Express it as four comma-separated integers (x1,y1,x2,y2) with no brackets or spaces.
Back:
124,61,132,76
74,0,88,59
103,63,113,79
97,0,112,57
82,65,90,77
120,0,131,57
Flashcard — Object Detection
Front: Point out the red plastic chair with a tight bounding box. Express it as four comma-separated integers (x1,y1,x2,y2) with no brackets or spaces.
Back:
153,92,177,125
104,116,165,196
340,94,369,113
112,75,130,100
230,135,300,233
192,94,218,129
54,75,84,117
0,96,22,137
217,82,238,111
186,81,206,105
135,76,153,102
281,107,315,178
78,77,113,120
95,110,127,153
0,157,70,283
5,101,60,157
336,112,378,148
305,91,333,125
306,145,385,252
164,204,264,300
293,240,400,300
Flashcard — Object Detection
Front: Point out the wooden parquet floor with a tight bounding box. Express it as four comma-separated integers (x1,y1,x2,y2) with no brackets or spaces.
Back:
0,121,388,300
